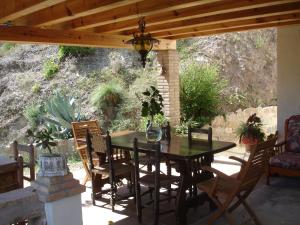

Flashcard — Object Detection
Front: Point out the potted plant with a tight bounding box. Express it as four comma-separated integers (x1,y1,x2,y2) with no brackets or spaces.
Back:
236,113,265,152
140,86,164,142
26,127,69,177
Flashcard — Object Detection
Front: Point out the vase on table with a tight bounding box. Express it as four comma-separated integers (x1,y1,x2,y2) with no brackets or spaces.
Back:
146,120,162,142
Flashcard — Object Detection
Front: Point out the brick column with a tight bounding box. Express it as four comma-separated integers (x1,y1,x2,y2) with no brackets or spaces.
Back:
157,50,180,126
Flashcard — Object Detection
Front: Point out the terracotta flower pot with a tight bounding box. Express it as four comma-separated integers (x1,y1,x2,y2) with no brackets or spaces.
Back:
241,137,258,153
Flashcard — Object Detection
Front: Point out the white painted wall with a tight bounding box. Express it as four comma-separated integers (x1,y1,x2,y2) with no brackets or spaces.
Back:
277,25,300,140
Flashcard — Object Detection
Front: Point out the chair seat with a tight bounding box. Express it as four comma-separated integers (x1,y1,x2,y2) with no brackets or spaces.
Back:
93,163,133,176
197,176,237,196
139,173,179,188
269,152,300,169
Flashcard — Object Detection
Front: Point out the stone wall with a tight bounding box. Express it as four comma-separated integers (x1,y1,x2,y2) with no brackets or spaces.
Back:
211,106,277,142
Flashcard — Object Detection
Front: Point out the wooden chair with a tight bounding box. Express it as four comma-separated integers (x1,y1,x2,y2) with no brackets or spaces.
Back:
133,138,178,225
188,126,213,196
267,115,300,184
10,141,35,181
0,156,23,193
197,136,277,225
72,120,102,185
86,130,134,210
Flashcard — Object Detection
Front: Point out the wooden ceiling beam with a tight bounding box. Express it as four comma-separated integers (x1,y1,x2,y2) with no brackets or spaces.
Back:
0,25,176,50
94,0,298,34
0,0,65,23
167,20,300,39
13,0,143,27
55,0,219,30
125,1,300,35
154,13,300,38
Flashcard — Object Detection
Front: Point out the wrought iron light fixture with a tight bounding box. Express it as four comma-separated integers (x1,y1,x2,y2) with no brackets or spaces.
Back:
126,17,159,68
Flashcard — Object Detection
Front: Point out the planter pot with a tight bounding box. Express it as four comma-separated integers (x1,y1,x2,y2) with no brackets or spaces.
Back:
38,154,69,177
241,137,258,153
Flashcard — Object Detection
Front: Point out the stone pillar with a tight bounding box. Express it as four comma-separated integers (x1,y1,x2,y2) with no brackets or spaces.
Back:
32,173,85,225
157,50,180,126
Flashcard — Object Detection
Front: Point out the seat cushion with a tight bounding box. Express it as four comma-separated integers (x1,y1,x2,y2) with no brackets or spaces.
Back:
140,173,179,188
269,152,300,169
93,163,132,176
286,117,300,153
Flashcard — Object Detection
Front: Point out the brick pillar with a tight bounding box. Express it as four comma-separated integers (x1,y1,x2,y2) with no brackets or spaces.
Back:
157,50,180,126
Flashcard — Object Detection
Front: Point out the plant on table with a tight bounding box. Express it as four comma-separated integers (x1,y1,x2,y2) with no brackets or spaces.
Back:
139,86,165,142
237,113,265,145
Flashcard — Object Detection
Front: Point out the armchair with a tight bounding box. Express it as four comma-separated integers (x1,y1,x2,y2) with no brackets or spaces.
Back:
267,115,300,184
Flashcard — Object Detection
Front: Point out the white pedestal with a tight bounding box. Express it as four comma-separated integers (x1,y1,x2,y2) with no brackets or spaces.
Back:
32,173,86,225
45,194,83,225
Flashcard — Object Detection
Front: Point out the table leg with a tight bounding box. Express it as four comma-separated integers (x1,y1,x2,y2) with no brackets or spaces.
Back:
175,159,190,225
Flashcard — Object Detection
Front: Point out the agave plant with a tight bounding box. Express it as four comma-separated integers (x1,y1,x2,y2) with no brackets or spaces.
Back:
43,92,83,139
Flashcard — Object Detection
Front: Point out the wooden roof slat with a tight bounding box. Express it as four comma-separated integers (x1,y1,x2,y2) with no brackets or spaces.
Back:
0,25,176,50
154,13,300,38
125,1,300,35
167,20,300,39
14,0,143,27
94,0,298,34
0,0,65,24
54,0,219,30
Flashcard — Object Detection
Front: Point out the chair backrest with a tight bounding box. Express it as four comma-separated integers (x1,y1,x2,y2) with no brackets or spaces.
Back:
72,120,102,163
0,156,23,193
86,130,130,170
72,120,102,148
238,137,277,191
161,122,171,141
188,126,212,147
284,115,300,153
10,141,35,181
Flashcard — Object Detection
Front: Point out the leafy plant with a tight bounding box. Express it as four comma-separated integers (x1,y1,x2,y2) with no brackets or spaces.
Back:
31,83,41,93
26,128,57,154
175,120,200,135
43,59,59,80
180,62,226,127
43,92,83,139
236,113,265,143
91,81,124,128
139,114,168,131
58,46,95,61
23,104,44,129
140,86,164,120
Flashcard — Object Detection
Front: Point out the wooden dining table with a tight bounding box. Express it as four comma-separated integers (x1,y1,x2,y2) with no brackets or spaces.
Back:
111,131,236,224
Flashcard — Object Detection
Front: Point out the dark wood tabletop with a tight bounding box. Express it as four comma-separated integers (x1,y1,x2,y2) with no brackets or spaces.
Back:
111,131,236,160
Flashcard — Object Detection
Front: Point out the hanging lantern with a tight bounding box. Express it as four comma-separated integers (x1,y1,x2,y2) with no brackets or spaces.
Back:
126,17,159,68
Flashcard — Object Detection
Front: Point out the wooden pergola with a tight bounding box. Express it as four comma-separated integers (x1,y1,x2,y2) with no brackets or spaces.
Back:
0,0,299,49
0,0,299,125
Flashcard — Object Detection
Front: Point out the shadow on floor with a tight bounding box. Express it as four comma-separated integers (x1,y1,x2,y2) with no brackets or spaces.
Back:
82,177,300,225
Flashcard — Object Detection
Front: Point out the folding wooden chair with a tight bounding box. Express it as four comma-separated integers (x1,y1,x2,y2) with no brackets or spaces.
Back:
72,120,102,185
10,141,35,181
197,136,277,225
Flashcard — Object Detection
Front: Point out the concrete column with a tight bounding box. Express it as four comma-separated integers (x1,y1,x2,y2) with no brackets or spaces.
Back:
277,25,300,140
32,173,85,225
157,50,180,126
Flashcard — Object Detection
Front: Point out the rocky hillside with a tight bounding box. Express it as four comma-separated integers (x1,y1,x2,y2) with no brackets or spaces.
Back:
0,28,277,147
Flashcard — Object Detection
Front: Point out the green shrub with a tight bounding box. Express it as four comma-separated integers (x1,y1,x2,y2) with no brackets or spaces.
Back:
139,114,168,131
31,83,41,93
180,62,227,127
0,43,16,56
91,81,124,129
43,59,59,80
23,104,44,129
91,81,123,111
58,46,95,61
